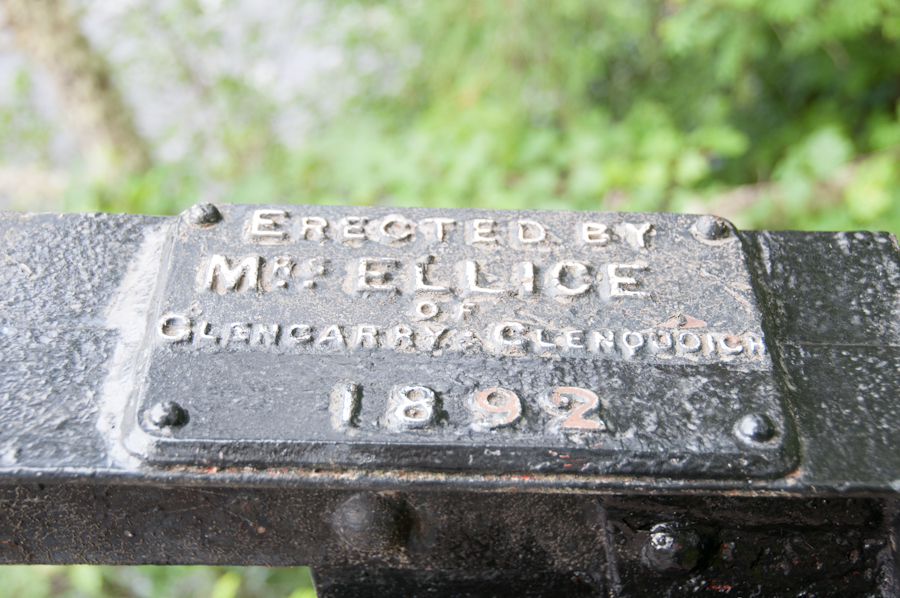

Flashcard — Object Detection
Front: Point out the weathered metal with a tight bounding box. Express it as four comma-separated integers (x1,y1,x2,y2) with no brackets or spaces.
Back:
1,206,899,597
129,206,789,477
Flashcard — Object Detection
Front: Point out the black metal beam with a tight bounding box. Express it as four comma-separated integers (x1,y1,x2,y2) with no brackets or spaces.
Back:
2,207,900,596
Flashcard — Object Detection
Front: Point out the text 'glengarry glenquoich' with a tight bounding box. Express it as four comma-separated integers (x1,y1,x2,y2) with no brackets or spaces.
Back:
156,316,766,361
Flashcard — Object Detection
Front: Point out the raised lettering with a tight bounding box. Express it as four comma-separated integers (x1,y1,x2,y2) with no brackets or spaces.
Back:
416,300,439,319
677,331,702,354
158,314,191,342
541,387,603,431
391,324,414,349
532,328,557,350
471,388,522,430
582,222,610,245
353,325,379,348
463,261,505,294
250,209,287,239
205,255,261,294
356,258,397,292
648,330,673,353
470,219,499,244
417,325,447,350
493,322,527,348
607,263,648,298
299,216,328,240
228,323,250,344
619,331,644,357
518,262,535,296
317,325,345,347
590,330,615,354
718,334,744,356
252,323,279,346
330,382,360,429
193,321,219,345
288,324,312,344
386,385,436,430
745,335,766,356
413,257,448,293
565,330,585,350
616,222,652,249
270,257,293,289
379,215,416,241
517,220,546,244
549,261,590,296
342,217,368,240
420,218,456,241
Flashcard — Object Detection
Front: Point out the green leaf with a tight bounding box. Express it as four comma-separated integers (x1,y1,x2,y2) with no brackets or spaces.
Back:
804,127,854,179
675,150,711,186
68,566,104,597
211,571,243,598
690,126,749,158
844,154,897,223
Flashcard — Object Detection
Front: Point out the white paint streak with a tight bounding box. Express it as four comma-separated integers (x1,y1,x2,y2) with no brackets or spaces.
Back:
96,223,168,468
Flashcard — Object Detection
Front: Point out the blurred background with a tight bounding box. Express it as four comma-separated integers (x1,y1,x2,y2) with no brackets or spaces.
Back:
0,0,899,595
0,0,899,230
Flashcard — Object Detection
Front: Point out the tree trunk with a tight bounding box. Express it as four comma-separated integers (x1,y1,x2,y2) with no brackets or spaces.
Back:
1,0,151,178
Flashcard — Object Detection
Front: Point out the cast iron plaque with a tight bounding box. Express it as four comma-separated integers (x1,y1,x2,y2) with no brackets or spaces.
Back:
125,205,796,477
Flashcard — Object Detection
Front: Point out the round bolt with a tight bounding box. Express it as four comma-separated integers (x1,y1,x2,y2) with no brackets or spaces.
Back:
643,524,704,572
331,492,408,551
735,413,775,443
187,203,222,227
695,215,730,240
148,401,189,428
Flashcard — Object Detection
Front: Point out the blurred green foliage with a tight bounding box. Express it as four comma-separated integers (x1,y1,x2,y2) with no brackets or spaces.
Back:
59,0,900,234
0,565,315,598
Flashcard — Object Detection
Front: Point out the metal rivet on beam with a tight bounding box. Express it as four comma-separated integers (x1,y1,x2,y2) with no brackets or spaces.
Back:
187,203,222,227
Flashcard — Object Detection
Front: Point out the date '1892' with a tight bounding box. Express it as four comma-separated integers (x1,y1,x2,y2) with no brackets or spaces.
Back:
330,382,605,434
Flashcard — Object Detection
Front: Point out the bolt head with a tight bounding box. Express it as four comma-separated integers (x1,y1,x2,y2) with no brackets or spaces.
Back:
735,413,775,443
148,401,189,428
695,215,730,240
331,492,408,551
643,524,704,572
187,203,222,226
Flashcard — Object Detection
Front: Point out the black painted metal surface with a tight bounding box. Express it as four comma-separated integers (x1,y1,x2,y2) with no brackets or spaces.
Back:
127,206,790,477
1,205,900,596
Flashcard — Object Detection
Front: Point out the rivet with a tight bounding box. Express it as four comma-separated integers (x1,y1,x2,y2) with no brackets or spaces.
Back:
642,524,704,572
695,215,729,240
187,203,222,227
148,401,189,428
735,413,775,443
331,492,408,551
